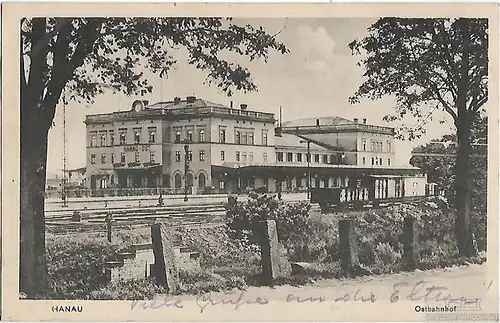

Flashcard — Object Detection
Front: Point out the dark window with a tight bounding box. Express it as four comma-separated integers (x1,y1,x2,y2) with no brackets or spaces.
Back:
135,151,140,162
134,130,141,144
235,131,241,144
90,135,96,147
287,152,293,162
220,129,226,143
322,154,328,164
362,157,366,165
111,153,115,164
175,131,181,143
199,150,205,161
262,132,268,145
121,153,126,163
388,158,391,165
175,151,181,162
149,130,156,143
199,130,205,142
296,153,302,162
100,134,106,146
187,130,193,142
150,151,155,162
372,157,375,165
276,152,284,162
110,132,115,146
236,151,240,162
91,154,96,164
314,154,320,163
188,151,193,162
249,133,254,145
101,154,106,164
120,132,126,145
242,133,247,145
220,151,225,161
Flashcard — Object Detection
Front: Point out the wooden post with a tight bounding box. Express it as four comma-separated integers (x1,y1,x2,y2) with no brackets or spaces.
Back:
339,219,359,277
403,217,419,268
105,213,113,242
259,219,283,285
151,221,179,293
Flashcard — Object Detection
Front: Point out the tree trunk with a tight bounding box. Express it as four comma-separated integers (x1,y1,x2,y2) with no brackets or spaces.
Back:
453,18,476,258
19,105,51,297
454,113,475,257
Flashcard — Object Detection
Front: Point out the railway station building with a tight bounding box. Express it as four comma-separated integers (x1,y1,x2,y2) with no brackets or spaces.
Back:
83,96,429,197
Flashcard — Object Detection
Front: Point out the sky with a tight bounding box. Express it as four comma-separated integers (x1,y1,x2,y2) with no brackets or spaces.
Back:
46,17,457,175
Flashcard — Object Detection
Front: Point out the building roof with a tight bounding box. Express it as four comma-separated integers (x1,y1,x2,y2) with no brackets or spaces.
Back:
282,116,355,127
147,98,227,110
275,133,328,150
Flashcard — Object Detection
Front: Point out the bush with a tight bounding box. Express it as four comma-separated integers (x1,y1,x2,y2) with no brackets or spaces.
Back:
43,234,121,299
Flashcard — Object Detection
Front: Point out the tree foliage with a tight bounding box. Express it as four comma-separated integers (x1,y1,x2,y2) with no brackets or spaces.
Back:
410,116,487,214
349,18,488,139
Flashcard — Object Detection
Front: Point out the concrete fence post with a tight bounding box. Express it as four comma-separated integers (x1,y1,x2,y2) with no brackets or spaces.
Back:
105,213,113,242
339,219,359,277
403,217,419,268
151,221,179,293
259,219,283,285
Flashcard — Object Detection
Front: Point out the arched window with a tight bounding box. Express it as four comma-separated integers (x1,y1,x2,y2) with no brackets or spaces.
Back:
198,173,206,188
199,130,205,142
186,173,194,187
100,134,106,146
187,130,193,142
174,173,182,188
175,131,181,143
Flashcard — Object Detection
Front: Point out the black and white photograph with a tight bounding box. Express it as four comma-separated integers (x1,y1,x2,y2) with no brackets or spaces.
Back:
2,2,499,321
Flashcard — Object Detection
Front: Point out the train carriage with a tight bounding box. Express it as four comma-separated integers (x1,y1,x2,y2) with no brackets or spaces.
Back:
310,173,436,211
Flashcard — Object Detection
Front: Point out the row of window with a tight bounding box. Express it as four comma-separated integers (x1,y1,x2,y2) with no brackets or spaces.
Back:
90,128,157,147
361,156,391,166
174,129,206,143
276,152,345,164
90,151,156,165
361,139,392,153
174,150,206,162
217,127,268,145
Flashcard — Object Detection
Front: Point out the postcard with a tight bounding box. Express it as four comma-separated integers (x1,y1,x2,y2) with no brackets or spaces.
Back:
2,2,499,321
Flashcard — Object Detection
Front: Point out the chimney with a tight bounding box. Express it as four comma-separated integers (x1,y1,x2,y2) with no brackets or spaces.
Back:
353,118,358,123
240,104,248,110
230,101,234,108
363,118,367,124
316,119,320,126
186,96,196,104
174,97,181,104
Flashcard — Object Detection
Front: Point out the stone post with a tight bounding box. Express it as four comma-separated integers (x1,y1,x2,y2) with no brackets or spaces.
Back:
151,221,179,293
339,219,359,277
259,219,283,285
105,213,113,242
403,217,419,268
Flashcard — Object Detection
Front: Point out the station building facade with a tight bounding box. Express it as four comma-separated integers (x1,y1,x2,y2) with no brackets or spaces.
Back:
84,96,427,197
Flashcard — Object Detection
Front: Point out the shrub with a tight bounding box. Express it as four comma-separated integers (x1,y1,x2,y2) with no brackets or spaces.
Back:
43,234,120,299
